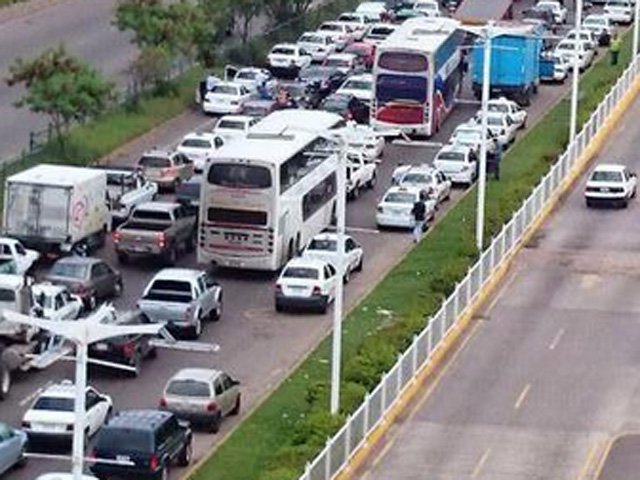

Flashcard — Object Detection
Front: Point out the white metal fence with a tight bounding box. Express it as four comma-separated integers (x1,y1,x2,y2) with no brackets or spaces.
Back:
298,53,640,480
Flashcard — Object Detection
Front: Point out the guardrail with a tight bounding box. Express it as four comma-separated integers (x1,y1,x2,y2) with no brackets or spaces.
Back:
298,53,640,480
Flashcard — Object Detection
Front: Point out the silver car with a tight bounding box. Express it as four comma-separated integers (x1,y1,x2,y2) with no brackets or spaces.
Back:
0,422,27,475
160,368,240,434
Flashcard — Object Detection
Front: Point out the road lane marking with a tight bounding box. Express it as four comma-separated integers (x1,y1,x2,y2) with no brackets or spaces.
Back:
593,436,617,480
514,383,531,410
471,448,491,478
576,443,598,480
19,380,54,407
549,328,565,350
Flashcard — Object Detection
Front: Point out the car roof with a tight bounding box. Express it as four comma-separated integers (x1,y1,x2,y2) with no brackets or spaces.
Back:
182,131,217,141
54,256,101,266
0,236,20,245
107,409,173,430
152,268,203,282
326,53,358,61
300,30,334,38
141,149,173,157
283,256,329,270
169,368,222,383
594,163,626,172
271,43,298,50
344,73,373,82
384,185,423,196
40,380,78,398
135,201,178,211
438,144,471,154
310,232,353,242
36,474,98,480
217,115,254,124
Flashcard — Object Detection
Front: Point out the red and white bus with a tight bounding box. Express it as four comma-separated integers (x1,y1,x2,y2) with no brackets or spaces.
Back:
371,17,465,136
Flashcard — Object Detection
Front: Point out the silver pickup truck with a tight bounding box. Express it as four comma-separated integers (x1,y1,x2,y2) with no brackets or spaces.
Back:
137,268,223,339
113,202,196,265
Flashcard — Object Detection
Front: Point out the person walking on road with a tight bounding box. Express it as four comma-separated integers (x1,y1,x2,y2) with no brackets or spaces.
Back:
610,33,621,66
411,191,428,243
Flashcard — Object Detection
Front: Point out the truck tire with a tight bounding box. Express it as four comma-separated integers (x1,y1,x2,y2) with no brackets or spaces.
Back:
0,362,10,400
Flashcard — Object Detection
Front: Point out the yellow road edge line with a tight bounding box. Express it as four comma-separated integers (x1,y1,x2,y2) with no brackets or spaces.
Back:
576,443,600,480
592,434,619,480
514,383,531,411
333,73,640,480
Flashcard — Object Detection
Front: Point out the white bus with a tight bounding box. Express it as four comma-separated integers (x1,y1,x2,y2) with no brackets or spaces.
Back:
198,110,345,271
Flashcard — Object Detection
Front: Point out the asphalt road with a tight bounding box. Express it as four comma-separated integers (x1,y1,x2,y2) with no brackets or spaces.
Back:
0,2,594,479
351,77,640,480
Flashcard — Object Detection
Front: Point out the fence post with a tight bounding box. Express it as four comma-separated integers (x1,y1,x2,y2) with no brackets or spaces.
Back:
453,282,460,319
363,393,370,439
381,373,388,414
325,437,332,480
427,322,433,359
396,353,403,395
412,334,418,378
345,415,352,462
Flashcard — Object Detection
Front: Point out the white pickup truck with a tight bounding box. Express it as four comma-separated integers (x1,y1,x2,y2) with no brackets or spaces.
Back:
0,238,39,275
346,152,377,200
95,166,158,226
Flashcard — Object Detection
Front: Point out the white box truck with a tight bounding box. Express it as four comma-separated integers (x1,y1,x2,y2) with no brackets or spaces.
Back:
3,165,109,255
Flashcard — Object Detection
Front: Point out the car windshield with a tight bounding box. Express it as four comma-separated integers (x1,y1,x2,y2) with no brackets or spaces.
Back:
591,170,623,182
320,23,342,32
210,85,238,95
455,129,481,142
50,262,87,279
236,71,257,80
300,34,323,43
106,172,135,187
282,267,319,279
167,379,211,397
181,138,211,149
584,17,605,25
384,191,415,203
487,116,503,126
323,95,350,109
402,172,432,185
271,47,295,55
33,396,74,412
139,156,170,168
488,104,508,114
325,58,350,68
343,79,371,90
438,151,466,162
97,427,153,454
308,238,337,251
217,120,246,131
369,26,394,37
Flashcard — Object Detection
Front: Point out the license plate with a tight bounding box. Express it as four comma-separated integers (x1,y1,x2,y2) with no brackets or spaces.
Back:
116,454,131,463
94,342,109,352
133,245,149,253
601,187,610,192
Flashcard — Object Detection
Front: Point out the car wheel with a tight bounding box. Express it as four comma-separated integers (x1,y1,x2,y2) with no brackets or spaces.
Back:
318,297,328,314
586,198,594,208
116,251,129,264
210,413,222,434
129,352,142,378
0,363,10,400
16,443,27,467
367,172,377,189
178,440,192,466
211,297,222,322
113,280,123,298
230,394,241,416
355,255,363,272
190,316,203,340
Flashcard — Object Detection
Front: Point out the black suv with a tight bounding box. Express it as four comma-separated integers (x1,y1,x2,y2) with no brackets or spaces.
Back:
88,310,157,377
91,410,192,480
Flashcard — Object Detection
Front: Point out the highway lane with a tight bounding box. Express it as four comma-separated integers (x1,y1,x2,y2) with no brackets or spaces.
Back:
351,79,640,480
0,72,579,480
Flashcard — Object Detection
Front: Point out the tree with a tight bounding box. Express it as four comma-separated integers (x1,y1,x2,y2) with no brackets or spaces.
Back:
263,0,314,25
231,0,263,44
126,46,171,99
5,45,114,153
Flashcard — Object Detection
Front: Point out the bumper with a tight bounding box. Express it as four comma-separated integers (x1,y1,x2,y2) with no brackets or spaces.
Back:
376,213,413,229
585,193,627,205
165,408,217,424
606,12,633,23
116,245,165,257
25,430,72,445
202,103,243,114
91,464,159,480
443,170,474,184
275,293,328,311
371,120,429,136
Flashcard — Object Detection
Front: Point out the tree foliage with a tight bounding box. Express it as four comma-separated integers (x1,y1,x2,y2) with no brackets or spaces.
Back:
5,45,114,152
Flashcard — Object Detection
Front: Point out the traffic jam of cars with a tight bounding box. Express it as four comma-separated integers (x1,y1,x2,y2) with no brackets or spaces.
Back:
0,0,631,478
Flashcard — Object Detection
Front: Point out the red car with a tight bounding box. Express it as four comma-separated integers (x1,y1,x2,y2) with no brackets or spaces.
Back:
344,42,376,70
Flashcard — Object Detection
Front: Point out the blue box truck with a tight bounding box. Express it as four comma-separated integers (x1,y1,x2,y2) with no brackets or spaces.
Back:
472,24,543,106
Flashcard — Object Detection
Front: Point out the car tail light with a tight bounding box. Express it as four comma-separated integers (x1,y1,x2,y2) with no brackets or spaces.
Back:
159,397,167,407
22,421,30,428
161,167,175,176
74,284,86,295
312,285,322,296
156,232,166,248
90,448,97,459
275,284,282,293
112,231,121,243
121,341,135,358
149,453,159,470
206,401,218,412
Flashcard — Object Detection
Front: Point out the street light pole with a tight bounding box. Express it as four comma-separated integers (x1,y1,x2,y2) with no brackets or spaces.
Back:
570,0,583,142
634,0,640,54
330,129,348,415
71,341,88,480
476,24,492,252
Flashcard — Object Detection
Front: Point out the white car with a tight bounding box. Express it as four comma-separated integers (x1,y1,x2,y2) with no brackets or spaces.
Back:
605,0,634,24
565,29,598,52
356,1,388,21
413,0,441,17
317,22,354,50
323,53,361,74
336,73,373,104
347,127,385,160
536,0,567,23
392,165,452,207
554,39,594,71
450,122,498,155
0,237,39,275
364,23,397,45
582,14,614,45
267,43,312,71
550,53,571,82
487,97,527,129
22,381,112,446
275,257,337,313
347,152,377,199
176,132,224,174
302,233,364,283
376,185,436,229
434,144,478,187
213,115,259,141
202,82,252,115
297,31,337,63
475,111,518,146
585,163,637,208
31,284,83,321
228,67,277,94
336,12,370,41
35,474,98,480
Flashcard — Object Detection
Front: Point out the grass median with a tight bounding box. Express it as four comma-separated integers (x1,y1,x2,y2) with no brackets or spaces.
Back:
187,31,634,480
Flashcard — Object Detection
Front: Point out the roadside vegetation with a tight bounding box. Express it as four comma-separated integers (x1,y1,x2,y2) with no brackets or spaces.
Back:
187,31,634,480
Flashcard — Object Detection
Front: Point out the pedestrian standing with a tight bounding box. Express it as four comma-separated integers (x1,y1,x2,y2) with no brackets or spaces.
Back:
491,140,502,180
206,72,219,92
411,191,427,243
610,33,621,66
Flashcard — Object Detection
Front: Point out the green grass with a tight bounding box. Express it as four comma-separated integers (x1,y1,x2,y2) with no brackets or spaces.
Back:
0,0,28,7
188,31,634,480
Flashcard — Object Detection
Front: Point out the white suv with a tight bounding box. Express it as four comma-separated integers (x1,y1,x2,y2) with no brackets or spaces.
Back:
605,0,634,24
